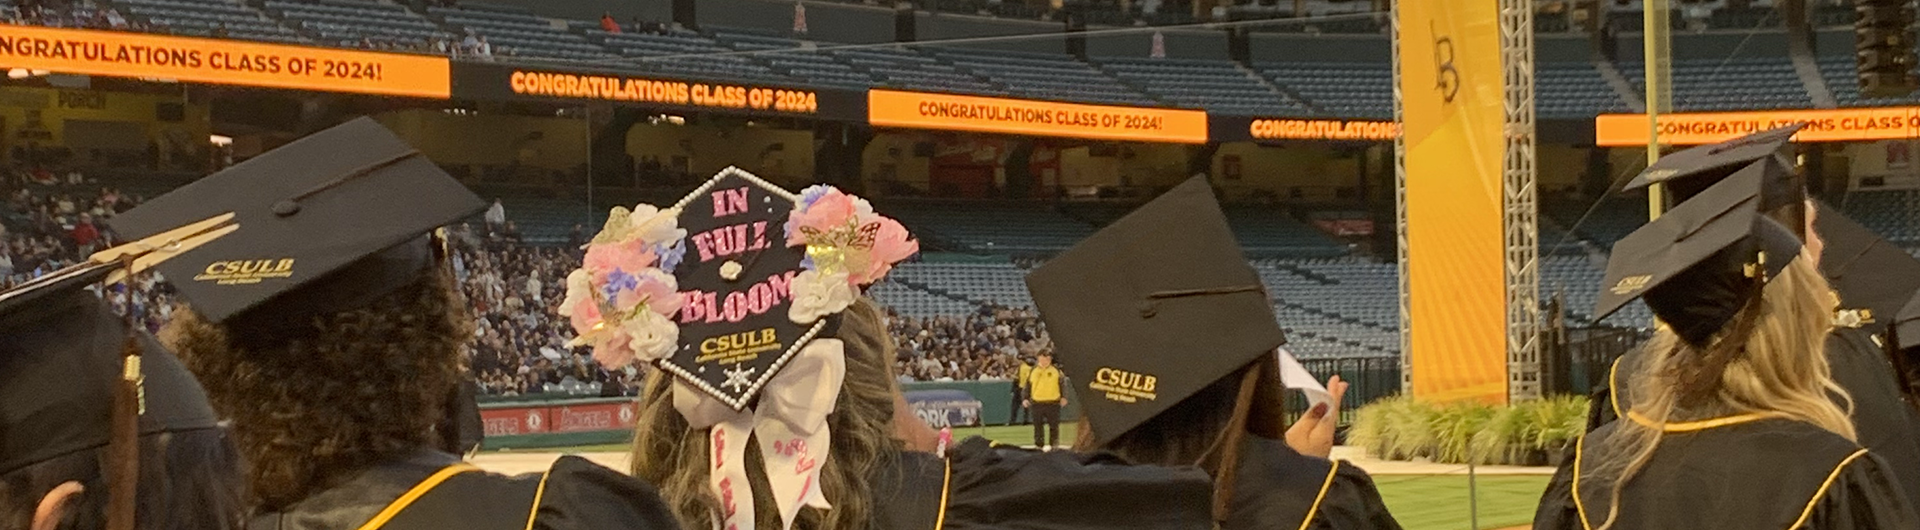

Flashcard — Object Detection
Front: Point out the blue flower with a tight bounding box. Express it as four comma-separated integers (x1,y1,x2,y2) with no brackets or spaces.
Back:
655,241,686,273
800,254,816,271
601,269,638,300
797,185,833,210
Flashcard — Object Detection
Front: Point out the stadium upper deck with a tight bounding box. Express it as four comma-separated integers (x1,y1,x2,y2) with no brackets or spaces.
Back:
2,0,1897,119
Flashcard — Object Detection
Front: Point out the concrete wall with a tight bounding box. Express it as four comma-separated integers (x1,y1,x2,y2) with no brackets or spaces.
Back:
1248,33,1389,63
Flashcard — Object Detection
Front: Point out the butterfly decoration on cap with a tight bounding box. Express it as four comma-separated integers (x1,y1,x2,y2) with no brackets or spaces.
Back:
558,169,915,530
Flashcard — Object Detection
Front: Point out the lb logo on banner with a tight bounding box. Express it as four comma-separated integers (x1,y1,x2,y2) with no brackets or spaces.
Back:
1398,1,1508,404
0,24,449,98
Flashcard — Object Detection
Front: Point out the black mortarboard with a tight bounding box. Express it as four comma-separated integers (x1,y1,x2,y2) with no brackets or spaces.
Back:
0,265,219,476
1814,202,1920,334
1628,124,1804,210
657,168,825,410
1026,177,1286,449
107,117,485,328
1596,165,1804,347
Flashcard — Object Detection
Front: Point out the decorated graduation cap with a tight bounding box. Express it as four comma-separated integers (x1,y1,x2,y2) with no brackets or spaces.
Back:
1628,124,1805,216
558,167,916,530
0,259,221,529
107,117,485,331
1814,202,1920,333
1596,153,1805,347
1026,177,1287,449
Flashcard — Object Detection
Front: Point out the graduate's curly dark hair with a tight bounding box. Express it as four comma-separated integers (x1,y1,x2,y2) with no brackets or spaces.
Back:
159,269,470,511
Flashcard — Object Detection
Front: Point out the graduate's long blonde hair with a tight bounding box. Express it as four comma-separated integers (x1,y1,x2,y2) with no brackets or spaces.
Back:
629,299,901,530
1591,250,1854,530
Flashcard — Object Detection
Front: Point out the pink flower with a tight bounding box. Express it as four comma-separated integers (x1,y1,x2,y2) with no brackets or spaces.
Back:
584,240,656,279
612,269,683,316
592,328,638,369
849,216,918,285
567,297,603,336
787,189,857,246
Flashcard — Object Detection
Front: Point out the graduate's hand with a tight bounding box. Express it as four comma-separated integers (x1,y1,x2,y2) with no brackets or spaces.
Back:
1022,399,1030,408
1284,375,1348,459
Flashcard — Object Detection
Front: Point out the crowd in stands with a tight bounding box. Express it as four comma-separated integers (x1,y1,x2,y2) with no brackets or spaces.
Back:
889,306,1051,383
5,1,137,32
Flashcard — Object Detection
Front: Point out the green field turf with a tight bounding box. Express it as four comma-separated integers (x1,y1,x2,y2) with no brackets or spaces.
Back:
1375,474,1548,530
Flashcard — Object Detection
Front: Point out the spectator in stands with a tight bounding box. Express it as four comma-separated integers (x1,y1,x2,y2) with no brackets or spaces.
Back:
600,11,621,33
484,198,505,231
69,212,98,249
474,35,493,58
1023,351,1066,450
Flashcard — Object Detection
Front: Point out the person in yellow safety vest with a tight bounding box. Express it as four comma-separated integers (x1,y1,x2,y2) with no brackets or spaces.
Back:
1011,356,1034,425
1023,352,1068,450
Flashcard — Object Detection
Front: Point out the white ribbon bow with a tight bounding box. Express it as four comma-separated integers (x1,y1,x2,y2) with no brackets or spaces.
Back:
674,338,846,530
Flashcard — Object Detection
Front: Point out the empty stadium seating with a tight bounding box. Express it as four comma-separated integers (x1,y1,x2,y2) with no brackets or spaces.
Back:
590,28,787,85
1102,57,1304,115
1257,62,1392,119
884,201,1093,253
934,49,1157,106
1840,189,1920,245
266,0,451,49
115,0,307,44
427,4,613,61
1622,58,1812,112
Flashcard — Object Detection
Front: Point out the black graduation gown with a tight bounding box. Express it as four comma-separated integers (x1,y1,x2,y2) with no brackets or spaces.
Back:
1593,328,1920,512
876,436,1216,530
1534,417,1916,530
1222,436,1402,530
248,449,680,530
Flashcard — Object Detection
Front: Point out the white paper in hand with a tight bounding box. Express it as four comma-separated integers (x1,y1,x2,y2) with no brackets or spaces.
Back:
1276,348,1332,411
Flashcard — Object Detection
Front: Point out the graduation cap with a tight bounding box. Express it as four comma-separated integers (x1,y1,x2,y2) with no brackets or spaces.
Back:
655,168,826,410
1596,162,1804,347
1814,202,1920,333
1026,177,1286,449
0,262,219,479
1628,124,1805,213
107,117,485,330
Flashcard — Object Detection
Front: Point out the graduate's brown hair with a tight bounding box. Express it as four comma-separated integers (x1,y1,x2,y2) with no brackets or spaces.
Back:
159,269,470,511
629,298,900,530
1590,251,1852,530
1072,355,1288,521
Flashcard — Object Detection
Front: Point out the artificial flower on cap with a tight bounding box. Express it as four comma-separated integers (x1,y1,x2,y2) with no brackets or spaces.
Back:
560,204,688,369
785,185,919,324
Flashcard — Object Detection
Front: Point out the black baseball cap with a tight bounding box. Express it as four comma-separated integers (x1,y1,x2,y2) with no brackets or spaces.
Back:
107,117,485,329
1596,164,1803,347
1814,202,1920,334
1026,177,1285,449
0,264,220,476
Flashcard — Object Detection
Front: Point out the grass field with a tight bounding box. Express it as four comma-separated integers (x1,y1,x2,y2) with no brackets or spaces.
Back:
1375,475,1547,530
516,423,1546,530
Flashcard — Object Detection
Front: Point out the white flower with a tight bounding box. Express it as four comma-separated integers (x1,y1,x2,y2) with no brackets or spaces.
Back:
789,269,855,324
559,269,592,318
621,309,679,363
628,205,687,246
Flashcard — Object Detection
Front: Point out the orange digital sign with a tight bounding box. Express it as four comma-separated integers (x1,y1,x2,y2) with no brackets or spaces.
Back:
1595,107,1920,146
0,24,449,98
1250,118,1400,141
868,89,1209,143
506,70,819,114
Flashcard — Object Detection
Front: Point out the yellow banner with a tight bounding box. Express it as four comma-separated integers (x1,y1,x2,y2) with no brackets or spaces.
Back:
868,89,1209,143
1399,1,1507,404
1250,119,1400,141
0,24,450,98
1595,107,1920,146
